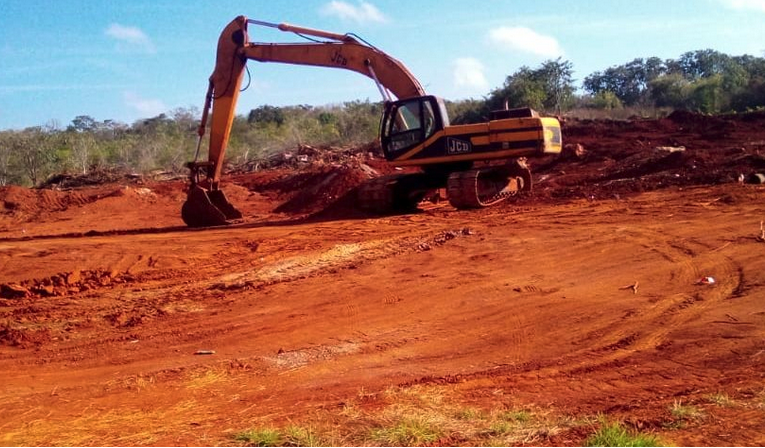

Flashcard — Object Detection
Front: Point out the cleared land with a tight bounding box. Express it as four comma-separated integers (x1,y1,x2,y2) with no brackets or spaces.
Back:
1,112,765,446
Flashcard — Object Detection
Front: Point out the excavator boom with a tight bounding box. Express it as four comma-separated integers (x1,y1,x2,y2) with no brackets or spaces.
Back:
182,16,426,227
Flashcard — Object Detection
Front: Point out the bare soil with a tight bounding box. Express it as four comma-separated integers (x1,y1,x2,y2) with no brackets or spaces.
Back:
1,111,765,446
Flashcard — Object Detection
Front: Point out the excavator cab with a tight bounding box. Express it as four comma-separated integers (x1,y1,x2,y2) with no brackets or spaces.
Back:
381,95,448,160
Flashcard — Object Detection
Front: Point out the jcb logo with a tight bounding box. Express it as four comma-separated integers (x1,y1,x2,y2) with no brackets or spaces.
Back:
447,138,471,154
330,51,348,66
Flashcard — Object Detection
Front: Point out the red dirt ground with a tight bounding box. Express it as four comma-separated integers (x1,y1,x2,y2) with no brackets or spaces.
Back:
1,111,765,446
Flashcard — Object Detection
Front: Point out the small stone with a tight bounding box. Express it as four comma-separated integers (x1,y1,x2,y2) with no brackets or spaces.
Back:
66,271,81,285
0,283,29,299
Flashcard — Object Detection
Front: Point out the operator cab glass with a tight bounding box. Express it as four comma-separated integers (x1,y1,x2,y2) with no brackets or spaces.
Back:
381,96,444,159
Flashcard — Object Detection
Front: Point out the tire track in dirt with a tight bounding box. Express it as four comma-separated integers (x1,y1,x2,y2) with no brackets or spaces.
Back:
398,222,750,408
0,226,475,374
562,227,742,374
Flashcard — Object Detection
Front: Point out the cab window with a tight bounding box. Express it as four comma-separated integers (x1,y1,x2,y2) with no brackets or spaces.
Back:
383,98,436,153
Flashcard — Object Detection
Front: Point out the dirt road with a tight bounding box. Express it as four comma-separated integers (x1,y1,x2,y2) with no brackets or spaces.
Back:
2,112,765,446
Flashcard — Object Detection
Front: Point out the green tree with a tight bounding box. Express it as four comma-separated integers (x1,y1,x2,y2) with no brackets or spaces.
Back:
247,105,285,126
584,58,666,106
538,58,575,113
688,75,725,113
731,76,765,110
590,91,623,110
67,115,98,133
336,100,381,143
649,73,690,108
487,59,576,115
676,49,731,79
446,99,486,124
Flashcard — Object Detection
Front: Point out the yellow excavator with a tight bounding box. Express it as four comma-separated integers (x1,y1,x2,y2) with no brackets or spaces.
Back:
182,16,562,227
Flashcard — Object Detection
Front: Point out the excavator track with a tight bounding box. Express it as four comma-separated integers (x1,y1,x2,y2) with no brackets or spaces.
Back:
357,173,433,214
447,160,532,209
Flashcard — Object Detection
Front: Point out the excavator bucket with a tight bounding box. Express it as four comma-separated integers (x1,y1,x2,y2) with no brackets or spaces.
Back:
181,185,242,227
207,189,243,220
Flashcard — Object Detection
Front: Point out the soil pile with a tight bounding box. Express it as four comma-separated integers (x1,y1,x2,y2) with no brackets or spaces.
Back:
532,109,765,200
229,161,378,216
0,269,134,300
272,163,375,215
41,167,183,190
232,141,383,172
1,186,94,214
40,166,140,189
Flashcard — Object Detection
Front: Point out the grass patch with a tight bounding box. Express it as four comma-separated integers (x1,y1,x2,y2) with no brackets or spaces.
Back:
383,384,445,408
233,425,324,447
339,402,362,419
369,416,442,446
499,409,532,422
230,387,586,446
585,422,663,447
669,400,704,421
234,428,282,447
284,425,323,447
455,407,485,421
705,392,735,407
3,399,204,446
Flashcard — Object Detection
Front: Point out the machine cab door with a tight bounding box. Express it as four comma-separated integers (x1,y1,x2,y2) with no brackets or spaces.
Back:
381,95,445,161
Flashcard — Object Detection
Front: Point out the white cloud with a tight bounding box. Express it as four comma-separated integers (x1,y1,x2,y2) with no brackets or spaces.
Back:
720,0,765,12
105,24,155,53
320,1,387,24
488,26,563,58
123,91,166,118
452,58,489,93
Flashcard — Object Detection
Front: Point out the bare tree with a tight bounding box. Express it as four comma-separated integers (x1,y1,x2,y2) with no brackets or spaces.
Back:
18,128,56,186
69,132,97,174
0,132,13,186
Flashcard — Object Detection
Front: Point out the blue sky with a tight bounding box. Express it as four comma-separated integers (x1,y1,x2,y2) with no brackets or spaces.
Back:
1,0,764,130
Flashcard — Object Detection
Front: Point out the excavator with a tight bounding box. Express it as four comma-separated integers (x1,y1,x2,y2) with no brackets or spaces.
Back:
182,16,562,227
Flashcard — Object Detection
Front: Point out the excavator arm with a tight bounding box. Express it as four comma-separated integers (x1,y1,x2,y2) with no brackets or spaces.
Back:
182,16,425,227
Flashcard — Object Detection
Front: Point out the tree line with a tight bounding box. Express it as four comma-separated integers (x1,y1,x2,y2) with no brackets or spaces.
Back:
0,101,382,187
1,48,763,187
453,49,765,122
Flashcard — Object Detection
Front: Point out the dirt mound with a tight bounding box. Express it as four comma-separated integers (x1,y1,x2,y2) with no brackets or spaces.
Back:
667,109,708,125
232,142,383,172
227,161,380,216
0,325,51,348
0,186,94,214
0,184,169,225
273,163,376,215
40,166,143,189
534,110,765,201
0,269,134,300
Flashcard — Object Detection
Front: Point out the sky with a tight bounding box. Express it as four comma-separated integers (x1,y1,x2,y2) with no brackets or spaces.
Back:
1,0,764,130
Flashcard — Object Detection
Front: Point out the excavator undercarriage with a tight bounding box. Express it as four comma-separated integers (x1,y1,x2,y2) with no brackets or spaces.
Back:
356,158,532,214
